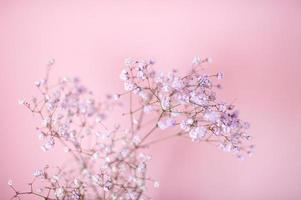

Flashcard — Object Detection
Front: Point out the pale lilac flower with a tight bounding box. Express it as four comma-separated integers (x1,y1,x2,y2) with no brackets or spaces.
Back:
192,56,201,66
33,169,44,177
189,126,207,141
217,72,224,80
204,111,220,123
158,117,176,130
143,105,154,113
160,96,170,110
180,118,194,132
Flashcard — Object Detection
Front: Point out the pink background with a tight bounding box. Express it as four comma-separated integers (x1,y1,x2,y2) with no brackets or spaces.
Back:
1,0,301,199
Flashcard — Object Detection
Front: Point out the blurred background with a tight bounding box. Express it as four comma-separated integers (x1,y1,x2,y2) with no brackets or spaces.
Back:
0,0,301,199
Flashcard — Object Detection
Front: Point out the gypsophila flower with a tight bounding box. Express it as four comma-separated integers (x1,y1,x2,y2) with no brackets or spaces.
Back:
157,117,176,130
203,111,220,123
153,181,160,188
180,118,194,132
10,57,253,200
192,56,201,66
18,99,25,105
8,179,13,186
189,126,207,141
55,187,65,199
33,169,43,177
217,72,224,80
48,58,55,66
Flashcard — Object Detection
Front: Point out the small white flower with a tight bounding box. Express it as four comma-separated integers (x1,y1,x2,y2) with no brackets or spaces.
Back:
143,105,153,113
137,70,146,80
33,169,43,177
34,80,41,87
95,116,102,123
189,126,206,141
7,179,13,186
120,69,129,81
124,81,135,91
158,118,176,130
105,156,111,162
41,138,55,152
137,162,146,173
192,56,201,66
172,77,184,90
133,135,141,145
18,99,25,105
138,90,151,101
92,152,99,160
48,58,55,66
180,118,193,132
92,175,100,185
54,187,64,199
160,96,170,110
38,132,45,140
204,111,220,123
112,94,120,100
124,58,134,66
63,147,69,153
153,181,160,188
133,118,138,124
217,72,224,80
74,179,81,187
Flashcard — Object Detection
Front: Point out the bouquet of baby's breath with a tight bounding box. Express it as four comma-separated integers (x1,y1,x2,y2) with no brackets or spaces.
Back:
9,57,253,200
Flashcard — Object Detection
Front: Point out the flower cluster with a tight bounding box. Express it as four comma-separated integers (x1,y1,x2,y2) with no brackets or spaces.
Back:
9,57,253,200
119,57,253,157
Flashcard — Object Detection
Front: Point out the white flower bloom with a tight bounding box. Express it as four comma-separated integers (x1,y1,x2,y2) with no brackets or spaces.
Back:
138,90,151,101
92,152,99,160
153,181,160,188
217,72,223,80
133,135,141,145
34,80,41,87
180,118,193,132
18,99,25,105
8,179,13,186
189,126,206,141
192,56,201,66
218,103,227,112
92,175,100,185
204,111,220,123
172,77,184,90
120,69,129,81
33,169,43,177
41,138,55,152
124,58,134,66
112,94,120,100
160,96,170,110
143,105,154,113
124,81,135,91
48,58,55,66
137,70,146,80
74,179,81,187
137,162,146,173
55,187,64,199
158,117,176,130
38,132,45,140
